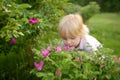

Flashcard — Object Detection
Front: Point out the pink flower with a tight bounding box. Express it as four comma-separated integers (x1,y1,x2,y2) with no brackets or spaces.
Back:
64,46,72,50
113,57,120,61
118,62,120,65
10,38,16,45
55,70,61,76
55,46,62,52
100,63,105,67
28,18,38,24
41,49,50,57
47,46,51,51
34,60,44,71
78,57,82,62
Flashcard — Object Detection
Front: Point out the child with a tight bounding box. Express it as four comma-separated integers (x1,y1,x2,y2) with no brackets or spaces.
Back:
58,14,102,53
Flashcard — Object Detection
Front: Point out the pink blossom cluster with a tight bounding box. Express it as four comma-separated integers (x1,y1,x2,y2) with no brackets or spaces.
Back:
34,46,72,76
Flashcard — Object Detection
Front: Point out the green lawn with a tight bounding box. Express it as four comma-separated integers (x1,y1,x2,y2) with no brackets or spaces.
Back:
87,13,120,56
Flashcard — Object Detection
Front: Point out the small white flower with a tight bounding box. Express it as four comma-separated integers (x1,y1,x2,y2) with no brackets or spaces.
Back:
101,55,105,59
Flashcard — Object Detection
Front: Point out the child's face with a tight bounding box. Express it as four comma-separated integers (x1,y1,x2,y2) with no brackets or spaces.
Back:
63,36,81,48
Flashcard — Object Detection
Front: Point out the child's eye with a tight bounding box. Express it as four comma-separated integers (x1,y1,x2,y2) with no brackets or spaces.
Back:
62,37,67,40
71,37,75,39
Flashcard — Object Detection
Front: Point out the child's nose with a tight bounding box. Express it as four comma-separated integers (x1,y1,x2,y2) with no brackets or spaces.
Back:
67,40,72,45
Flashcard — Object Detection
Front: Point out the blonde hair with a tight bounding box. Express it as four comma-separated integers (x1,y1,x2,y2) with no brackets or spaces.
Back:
58,14,89,39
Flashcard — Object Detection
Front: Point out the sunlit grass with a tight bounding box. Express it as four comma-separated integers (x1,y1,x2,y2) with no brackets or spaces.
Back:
87,13,120,56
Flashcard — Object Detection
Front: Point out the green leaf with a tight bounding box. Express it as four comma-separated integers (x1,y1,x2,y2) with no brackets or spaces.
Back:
18,32,24,36
19,4,31,9
36,72,45,77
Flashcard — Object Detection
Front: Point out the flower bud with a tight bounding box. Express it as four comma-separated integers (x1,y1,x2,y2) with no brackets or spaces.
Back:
10,38,16,45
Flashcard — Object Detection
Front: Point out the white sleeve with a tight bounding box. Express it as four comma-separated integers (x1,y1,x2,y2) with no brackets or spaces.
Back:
83,35,102,53
61,41,65,47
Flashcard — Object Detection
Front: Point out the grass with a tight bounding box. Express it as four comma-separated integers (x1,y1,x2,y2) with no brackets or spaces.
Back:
87,13,120,56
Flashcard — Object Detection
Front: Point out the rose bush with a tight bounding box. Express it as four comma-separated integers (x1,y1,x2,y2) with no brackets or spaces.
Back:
31,45,120,80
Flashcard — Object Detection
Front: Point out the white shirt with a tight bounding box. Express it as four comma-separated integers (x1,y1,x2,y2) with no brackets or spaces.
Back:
75,35,102,53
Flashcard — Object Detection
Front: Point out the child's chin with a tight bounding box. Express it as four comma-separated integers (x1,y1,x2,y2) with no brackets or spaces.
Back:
70,46,75,49
69,46,73,48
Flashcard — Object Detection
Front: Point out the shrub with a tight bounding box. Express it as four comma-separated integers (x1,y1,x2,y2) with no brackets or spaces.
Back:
63,1,100,22
0,0,67,54
80,1,100,22
31,42,120,80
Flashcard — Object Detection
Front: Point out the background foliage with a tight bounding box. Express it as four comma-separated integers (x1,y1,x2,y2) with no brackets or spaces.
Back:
69,0,120,12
